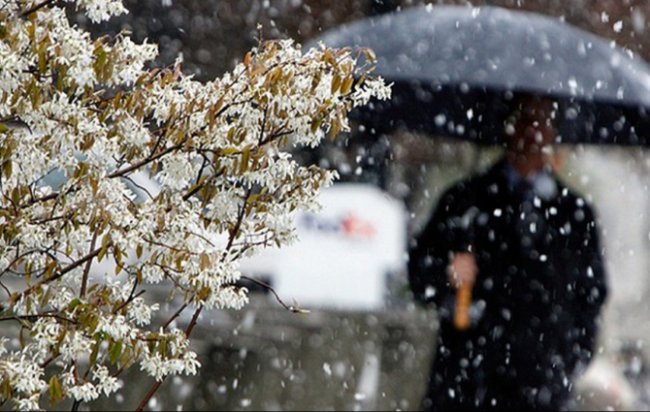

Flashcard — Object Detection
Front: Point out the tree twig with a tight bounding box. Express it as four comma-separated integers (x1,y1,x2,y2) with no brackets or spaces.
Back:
221,189,252,262
0,313,77,324
240,275,308,314
122,175,156,200
113,289,145,315
17,246,103,301
161,302,188,330
79,230,99,298
19,0,58,17
107,143,183,179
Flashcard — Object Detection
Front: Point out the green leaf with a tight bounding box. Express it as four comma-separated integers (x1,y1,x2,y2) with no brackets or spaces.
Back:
239,147,250,175
109,341,123,365
98,234,110,262
89,338,101,367
49,376,63,404
158,339,168,358
2,160,11,179
38,47,47,75
1,378,11,400
67,298,82,311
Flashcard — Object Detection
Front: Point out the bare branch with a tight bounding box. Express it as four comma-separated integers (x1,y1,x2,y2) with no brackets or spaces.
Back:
19,0,58,17
122,175,156,200
107,143,183,179
161,302,188,330
17,246,103,301
240,276,309,314
221,188,253,261
0,313,77,324
80,230,99,298
113,289,145,315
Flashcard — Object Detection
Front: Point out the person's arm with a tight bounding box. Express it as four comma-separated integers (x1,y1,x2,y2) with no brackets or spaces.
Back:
571,205,608,372
407,185,475,307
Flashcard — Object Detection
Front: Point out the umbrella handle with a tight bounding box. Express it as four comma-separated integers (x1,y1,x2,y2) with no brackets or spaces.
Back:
454,282,473,331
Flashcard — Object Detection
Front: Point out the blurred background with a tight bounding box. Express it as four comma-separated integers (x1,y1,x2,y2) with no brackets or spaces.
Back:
61,0,650,410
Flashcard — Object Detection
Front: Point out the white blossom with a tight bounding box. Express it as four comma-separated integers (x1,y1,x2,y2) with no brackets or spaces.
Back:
127,297,159,326
15,394,41,411
93,366,122,396
68,382,99,403
97,315,135,341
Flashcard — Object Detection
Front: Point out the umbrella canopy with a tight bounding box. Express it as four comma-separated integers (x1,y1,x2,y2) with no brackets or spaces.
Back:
311,5,650,146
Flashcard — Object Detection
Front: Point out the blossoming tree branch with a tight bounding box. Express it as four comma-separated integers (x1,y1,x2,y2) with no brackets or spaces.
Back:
0,0,390,409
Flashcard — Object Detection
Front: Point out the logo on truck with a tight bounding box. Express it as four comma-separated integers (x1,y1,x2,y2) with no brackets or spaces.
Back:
299,212,377,240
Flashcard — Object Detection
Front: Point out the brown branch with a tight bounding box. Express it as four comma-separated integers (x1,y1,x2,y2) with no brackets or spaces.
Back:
0,313,77,324
221,189,253,261
0,249,49,279
30,214,69,225
181,180,207,202
259,128,294,146
79,230,99,298
187,231,216,248
21,192,58,207
134,379,162,411
107,143,183,179
19,0,58,17
122,175,156,200
161,302,188,330
181,155,225,202
7,186,79,212
240,276,307,314
144,239,199,257
113,289,145,314
258,105,269,145
16,247,103,301
40,356,55,369
184,305,203,337
0,280,11,298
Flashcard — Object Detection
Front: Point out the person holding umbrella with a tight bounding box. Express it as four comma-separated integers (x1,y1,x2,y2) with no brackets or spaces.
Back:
408,95,609,411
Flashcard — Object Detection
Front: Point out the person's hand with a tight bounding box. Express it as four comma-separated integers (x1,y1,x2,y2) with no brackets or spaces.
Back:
447,252,478,288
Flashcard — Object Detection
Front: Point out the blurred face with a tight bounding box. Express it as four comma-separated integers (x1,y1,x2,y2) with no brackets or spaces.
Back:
506,98,557,174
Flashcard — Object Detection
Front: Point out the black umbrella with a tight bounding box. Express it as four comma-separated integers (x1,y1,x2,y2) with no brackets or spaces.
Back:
311,5,650,146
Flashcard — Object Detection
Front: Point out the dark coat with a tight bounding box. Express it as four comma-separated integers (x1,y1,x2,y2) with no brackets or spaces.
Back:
408,158,608,411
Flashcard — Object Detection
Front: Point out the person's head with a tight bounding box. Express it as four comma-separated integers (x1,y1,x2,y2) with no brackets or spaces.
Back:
504,95,562,176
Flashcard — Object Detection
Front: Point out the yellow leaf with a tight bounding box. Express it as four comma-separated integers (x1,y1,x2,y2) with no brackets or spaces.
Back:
136,244,143,259
341,75,354,95
310,117,322,134
98,235,110,262
89,177,98,195
323,49,337,66
239,147,250,175
38,47,47,75
199,253,211,271
331,73,341,94
2,160,11,179
329,119,341,140
49,376,63,404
